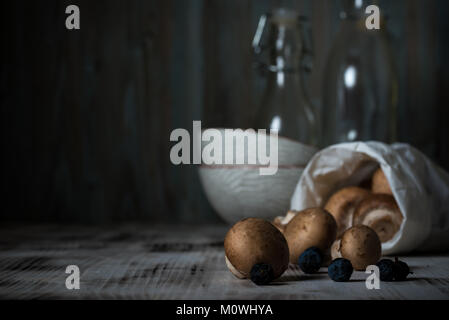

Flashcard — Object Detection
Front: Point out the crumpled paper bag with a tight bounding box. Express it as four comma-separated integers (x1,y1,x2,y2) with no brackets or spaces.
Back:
290,141,449,255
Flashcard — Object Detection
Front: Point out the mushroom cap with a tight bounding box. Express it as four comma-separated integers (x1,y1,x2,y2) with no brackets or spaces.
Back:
224,218,289,279
340,225,381,270
324,187,371,238
353,194,403,243
371,168,393,195
283,208,337,264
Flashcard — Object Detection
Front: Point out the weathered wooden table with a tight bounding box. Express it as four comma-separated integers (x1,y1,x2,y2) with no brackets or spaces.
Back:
0,224,448,300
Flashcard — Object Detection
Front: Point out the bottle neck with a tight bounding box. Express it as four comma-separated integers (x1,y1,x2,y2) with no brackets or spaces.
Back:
266,69,302,90
267,21,303,71
266,26,304,90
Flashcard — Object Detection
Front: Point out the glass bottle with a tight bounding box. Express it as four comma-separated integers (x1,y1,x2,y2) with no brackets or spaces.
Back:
322,0,398,145
252,9,319,148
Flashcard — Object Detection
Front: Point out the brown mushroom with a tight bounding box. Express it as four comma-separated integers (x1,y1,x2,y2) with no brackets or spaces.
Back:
339,225,381,270
224,218,289,279
283,208,337,264
371,168,393,195
352,194,403,243
324,187,371,238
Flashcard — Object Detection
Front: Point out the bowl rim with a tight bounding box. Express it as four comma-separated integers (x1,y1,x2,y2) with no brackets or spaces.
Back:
199,164,306,169
200,127,318,150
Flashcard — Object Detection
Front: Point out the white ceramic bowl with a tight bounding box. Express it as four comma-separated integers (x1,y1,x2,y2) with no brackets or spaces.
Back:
197,128,318,224
199,165,305,224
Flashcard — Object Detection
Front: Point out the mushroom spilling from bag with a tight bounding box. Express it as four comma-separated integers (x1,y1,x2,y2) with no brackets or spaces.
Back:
324,186,371,238
371,168,393,195
275,168,404,246
352,194,403,243
290,141,449,255
321,167,404,244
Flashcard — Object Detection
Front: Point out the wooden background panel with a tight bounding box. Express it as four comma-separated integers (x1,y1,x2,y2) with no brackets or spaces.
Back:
0,0,448,224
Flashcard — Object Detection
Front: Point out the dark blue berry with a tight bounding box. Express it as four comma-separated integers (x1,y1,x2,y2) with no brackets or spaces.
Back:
377,259,395,281
298,247,323,274
328,258,353,282
393,257,411,281
250,263,274,285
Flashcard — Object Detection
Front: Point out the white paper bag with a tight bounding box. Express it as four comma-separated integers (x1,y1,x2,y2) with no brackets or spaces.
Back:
290,141,449,255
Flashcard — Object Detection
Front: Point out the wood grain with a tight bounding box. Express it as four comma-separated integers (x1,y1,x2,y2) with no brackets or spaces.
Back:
0,224,448,300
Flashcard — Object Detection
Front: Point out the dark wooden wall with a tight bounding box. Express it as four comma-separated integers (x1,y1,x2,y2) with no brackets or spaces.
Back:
1,0,448,224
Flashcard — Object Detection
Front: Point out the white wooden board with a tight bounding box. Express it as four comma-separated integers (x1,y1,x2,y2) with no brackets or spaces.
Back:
0,224,448,299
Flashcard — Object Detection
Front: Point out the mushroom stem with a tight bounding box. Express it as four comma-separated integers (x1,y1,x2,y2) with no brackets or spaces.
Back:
225,255,247,279
331,239,342,260
273,210,298,233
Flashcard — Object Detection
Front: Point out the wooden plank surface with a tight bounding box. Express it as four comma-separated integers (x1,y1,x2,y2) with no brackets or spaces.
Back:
0,224,448,300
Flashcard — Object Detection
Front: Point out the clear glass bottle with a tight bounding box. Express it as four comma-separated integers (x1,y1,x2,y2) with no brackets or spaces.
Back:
322,0,398,145
252,9,319,147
